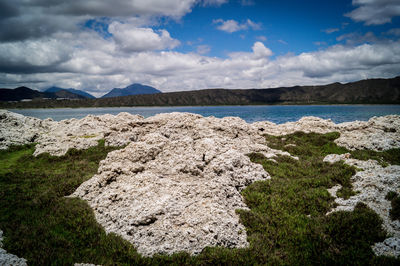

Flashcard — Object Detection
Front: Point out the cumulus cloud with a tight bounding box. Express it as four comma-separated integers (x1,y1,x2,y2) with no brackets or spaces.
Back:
345,0,400,25
4,29,398,96
109,22,180,52
213,19,261,33
1,0,400,96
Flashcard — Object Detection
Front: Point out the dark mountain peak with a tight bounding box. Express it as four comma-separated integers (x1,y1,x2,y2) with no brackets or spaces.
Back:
101,83,161,98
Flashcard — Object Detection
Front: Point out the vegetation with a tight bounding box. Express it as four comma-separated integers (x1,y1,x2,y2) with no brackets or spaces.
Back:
386,191,400,221
0,133,399,265
350,148,400,167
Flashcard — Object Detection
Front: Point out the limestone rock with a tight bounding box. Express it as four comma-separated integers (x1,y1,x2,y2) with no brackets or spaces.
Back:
372,237,400,258
0,110,52,150
34,112,144,156
71,113,274,256
325,154,400,257
254,115,400,151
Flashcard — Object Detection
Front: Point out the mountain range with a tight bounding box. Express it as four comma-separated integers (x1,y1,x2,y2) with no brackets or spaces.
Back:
1,76,399,108
0,83,160,102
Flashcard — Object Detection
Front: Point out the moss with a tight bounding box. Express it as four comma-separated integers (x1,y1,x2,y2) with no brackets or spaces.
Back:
245,132,390,264
0,141,146,265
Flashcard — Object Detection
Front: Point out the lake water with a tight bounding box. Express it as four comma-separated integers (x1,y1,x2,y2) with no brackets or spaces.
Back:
8,105,400,124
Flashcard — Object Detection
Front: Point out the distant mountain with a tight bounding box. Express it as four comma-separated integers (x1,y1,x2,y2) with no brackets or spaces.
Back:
45,87,95,99
0,86,56,101
101,83,161,98
0,86,86,101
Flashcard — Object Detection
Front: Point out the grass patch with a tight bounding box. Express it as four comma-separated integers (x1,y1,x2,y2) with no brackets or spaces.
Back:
0,141,147,265
350,149,400,167
243,131,392,264
0,132,398,265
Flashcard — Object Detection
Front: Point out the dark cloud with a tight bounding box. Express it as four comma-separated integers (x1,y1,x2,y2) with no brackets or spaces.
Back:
0,0,19,20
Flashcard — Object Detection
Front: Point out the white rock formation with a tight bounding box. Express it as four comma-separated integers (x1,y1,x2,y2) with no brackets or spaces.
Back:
70,113,279,256
254,115,400,151
1,110,400,257
324,153,400,258
0,230,27,266
34,112,144,156
0,110,52,150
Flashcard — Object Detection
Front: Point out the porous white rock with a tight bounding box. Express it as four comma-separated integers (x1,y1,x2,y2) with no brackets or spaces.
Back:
34,112,144,156
0,230,27,266
254,115,400,151
2,110,400,257
325,154,400,257
372,237,400,258
0,110,52,150
70,113,277,256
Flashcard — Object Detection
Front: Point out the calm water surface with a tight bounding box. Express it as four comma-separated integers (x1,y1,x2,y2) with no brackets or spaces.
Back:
8,105,400,124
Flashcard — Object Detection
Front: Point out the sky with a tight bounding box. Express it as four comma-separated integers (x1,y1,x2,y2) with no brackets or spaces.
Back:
0,0,399,97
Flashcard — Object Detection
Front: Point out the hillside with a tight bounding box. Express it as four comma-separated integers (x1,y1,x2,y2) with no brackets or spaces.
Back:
101,83,161,98
45,87,95,99
1,76,399,108
0,86,88,101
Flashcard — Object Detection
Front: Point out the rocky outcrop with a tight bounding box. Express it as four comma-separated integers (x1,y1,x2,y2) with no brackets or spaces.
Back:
1,110,400,257
70,113,283,256
34,112,144,156
0,230,27,266
254,115,400,151
0,110,52,150
324,153,400,257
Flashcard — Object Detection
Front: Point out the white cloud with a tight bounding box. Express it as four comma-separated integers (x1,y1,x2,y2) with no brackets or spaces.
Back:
256,35,267,41
240,0,255,6
108,22,180,52
386,28,400,36
323,28,339,34
345,0,400,25
1,1,400,96
201,0,228,6
197,45,211,54
213,18,262,33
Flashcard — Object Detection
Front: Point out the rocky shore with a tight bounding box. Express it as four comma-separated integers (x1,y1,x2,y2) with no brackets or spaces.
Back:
0,110,399,260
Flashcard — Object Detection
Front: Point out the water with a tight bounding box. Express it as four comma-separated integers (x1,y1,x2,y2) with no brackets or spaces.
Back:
8,105,400,124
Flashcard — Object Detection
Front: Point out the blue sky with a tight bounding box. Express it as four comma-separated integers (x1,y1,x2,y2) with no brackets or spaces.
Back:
0,0,399,96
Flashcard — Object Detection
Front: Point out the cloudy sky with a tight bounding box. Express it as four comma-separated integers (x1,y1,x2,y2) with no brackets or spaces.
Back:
0,0,399,97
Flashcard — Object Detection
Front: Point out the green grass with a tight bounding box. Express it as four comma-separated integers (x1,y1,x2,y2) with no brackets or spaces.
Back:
0,141,146,265
350,149,400,167
0,133,399,265
386,191,400,221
